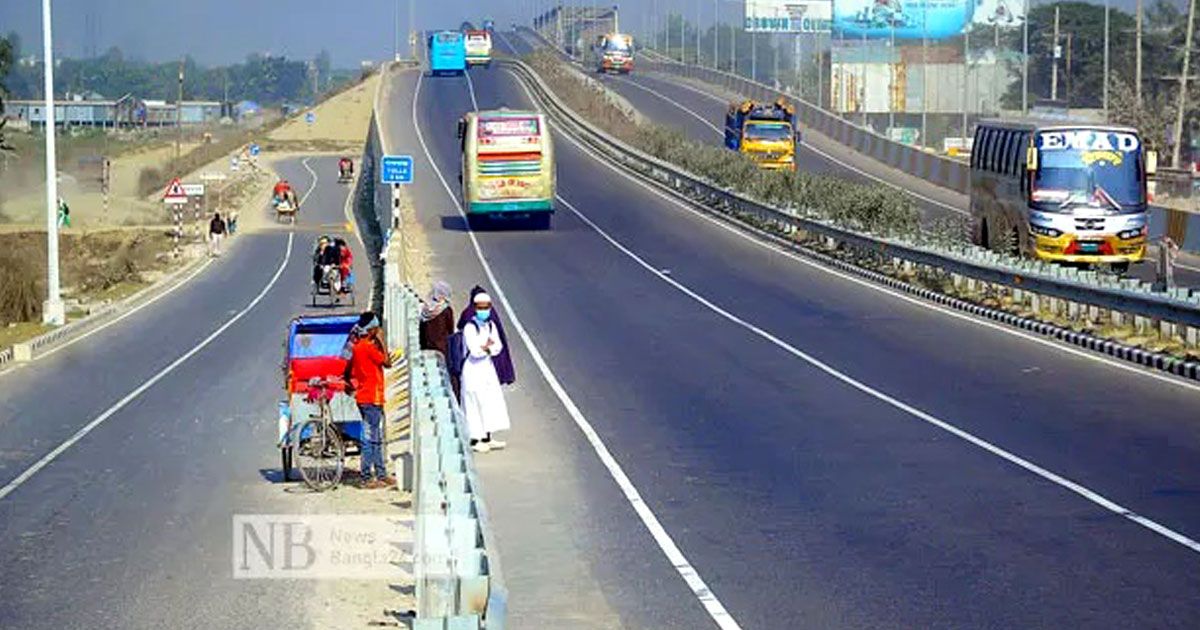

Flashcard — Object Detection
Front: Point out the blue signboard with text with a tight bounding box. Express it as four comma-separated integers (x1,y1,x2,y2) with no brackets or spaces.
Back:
380,155,414,184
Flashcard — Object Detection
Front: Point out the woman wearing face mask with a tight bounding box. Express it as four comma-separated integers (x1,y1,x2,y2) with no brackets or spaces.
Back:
458,292,511,452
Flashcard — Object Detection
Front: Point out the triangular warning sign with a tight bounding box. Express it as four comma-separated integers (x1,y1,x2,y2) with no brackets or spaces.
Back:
163,178,187,200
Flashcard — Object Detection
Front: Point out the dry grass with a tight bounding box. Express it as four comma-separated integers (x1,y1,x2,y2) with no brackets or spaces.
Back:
268,73,380,146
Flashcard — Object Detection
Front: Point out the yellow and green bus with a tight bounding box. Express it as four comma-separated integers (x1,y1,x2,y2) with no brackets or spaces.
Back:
457,109,556,229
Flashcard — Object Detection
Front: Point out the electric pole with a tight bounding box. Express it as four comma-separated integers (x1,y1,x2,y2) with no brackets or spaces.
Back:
1022,0,1029,113
1136,0,1143,105
41,0,65,326
1051,6,1059,101
1103,0,1110,118
1171,0,1196,168
176,58,183,166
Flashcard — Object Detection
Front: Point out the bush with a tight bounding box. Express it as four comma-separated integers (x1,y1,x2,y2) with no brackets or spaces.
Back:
0,251,43,324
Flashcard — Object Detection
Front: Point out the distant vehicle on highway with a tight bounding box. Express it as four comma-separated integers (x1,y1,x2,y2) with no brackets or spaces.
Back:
457,109,556,229
592,32,634,74
464,29,494,68
724,98,799,171
969,120,1156,273
428,31,467,76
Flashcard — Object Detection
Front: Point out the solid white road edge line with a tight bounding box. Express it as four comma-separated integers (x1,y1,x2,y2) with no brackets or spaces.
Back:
0,157,318,501
512,71,1200,395
554,193,1200,556
414,69,743,630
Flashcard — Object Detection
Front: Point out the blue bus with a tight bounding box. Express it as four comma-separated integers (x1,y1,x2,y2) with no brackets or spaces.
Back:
428,31,466,76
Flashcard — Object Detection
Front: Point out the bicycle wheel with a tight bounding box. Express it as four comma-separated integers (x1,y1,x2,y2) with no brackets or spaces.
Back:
294,420,344,491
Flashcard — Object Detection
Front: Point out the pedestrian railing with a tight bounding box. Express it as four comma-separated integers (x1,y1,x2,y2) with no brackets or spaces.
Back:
370,61,507,629
500,55,1200,379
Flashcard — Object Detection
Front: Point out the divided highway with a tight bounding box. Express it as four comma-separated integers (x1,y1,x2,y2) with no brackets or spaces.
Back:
389,39,1200,629
0,157,364,628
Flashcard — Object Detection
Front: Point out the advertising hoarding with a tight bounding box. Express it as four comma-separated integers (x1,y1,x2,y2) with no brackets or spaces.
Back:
832,0,973,40
745,0,833,33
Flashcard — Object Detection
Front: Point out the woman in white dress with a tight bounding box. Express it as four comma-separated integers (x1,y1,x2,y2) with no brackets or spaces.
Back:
460,292,511,453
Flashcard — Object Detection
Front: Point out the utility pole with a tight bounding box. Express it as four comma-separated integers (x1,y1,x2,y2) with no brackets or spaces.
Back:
1050,6,1059,101
1136,0,1143,105
1103,0,1110,118
176,58,183,166
409,0,416,59
1172,0,1196,168
713,0,718,70
696,0,701,65
1021,0,1029,113
963,28,969,141
41,0,65,326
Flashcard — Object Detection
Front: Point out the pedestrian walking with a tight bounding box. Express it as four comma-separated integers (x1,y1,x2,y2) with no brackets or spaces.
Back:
420,281,458,395
347,312,398,488
227,209,239,235
208,212,227,257
459,292,511,453
57,198,71,228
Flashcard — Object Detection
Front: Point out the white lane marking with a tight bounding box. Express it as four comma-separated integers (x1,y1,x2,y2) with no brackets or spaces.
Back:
0,159,319,501
631,74,970,216
0,232,297,502
555,194,1200,555
613,75,723,136
508,71,1200,394
416,71,743,630
464,69,480,112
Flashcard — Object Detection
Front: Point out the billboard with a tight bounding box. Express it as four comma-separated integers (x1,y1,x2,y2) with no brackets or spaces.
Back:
832,0,973,40
974,0,1025,25
745,1,833,33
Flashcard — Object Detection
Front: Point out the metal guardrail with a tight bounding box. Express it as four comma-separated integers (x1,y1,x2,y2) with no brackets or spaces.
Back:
500,56,1200,347
370,63,507,629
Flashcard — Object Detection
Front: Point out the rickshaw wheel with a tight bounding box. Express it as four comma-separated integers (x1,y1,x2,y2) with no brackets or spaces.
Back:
295,421,344,491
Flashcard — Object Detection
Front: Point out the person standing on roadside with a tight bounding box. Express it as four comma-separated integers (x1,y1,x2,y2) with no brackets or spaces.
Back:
459,292,511,453
348,312,399,488
208,211,226,257
227,209,239,235
419,281,457,394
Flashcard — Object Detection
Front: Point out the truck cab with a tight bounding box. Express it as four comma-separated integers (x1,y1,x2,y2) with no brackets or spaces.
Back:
724,99,799,170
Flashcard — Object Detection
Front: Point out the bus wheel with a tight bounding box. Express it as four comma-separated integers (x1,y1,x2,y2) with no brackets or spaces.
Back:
1110,261,1130,275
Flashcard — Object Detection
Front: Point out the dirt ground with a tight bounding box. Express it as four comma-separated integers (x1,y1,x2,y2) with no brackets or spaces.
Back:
266,73,380,153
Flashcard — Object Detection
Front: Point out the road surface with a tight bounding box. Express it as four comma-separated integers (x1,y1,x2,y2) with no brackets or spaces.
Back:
383,37,1200,629
0,156,367,629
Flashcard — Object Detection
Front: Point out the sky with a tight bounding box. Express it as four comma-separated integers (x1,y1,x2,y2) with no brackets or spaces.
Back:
0,0,1175,68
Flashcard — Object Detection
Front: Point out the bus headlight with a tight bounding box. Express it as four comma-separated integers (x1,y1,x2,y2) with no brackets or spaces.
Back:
1029,224,1062,238
1118,227,1146,240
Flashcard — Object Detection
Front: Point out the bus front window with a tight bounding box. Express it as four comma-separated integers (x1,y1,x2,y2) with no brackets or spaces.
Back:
744,123,793,142
1033,130,1144,210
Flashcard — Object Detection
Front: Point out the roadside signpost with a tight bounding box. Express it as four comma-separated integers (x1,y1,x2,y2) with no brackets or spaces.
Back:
381,155,414,184
163,178,188,257
162,178,188,204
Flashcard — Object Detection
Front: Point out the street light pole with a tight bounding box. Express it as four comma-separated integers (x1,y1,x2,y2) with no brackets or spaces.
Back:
1103,0,1110,118
41,0,64,326
1171,0,1196,168
1022,0,1029,113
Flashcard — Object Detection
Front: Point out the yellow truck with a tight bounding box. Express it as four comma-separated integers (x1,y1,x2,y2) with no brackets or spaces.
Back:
723,98,799,170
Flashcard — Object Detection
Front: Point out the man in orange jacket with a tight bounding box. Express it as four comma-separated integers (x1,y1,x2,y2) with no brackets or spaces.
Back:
348,312,398,489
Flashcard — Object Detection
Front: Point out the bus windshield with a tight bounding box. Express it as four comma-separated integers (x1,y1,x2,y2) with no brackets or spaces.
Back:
744,123,792,141
1034,129,1144,209
604,38,631,53
436,32,461,44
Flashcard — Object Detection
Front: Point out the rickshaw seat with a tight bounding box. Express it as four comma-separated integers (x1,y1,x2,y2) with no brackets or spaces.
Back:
289,356,348,393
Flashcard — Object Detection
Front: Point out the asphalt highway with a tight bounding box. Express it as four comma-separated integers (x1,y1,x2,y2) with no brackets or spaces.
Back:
385,37,1200,628
501,31,1200,287
0,156,365,629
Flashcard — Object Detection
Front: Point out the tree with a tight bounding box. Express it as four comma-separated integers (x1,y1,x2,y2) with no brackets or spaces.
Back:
0,34,13,153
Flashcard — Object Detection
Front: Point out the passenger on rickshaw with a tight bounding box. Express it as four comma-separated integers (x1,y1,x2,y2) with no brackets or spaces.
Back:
273,179,299,209
338,158,354,180
335,237,354,290
312,235,342,286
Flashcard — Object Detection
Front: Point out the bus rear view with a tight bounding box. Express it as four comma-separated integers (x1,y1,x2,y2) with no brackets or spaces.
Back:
970,122,1155,272
428,31,466,76
464,30,493,67
458,110,556,229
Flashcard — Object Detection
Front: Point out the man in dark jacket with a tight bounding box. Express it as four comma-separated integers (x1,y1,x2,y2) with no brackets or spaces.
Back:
208,212,227,257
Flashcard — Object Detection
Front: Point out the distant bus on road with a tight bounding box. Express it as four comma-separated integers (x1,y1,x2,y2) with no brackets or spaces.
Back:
464,30,493,67
457,109,556,229
428,31,466,76
969,120,1157,272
